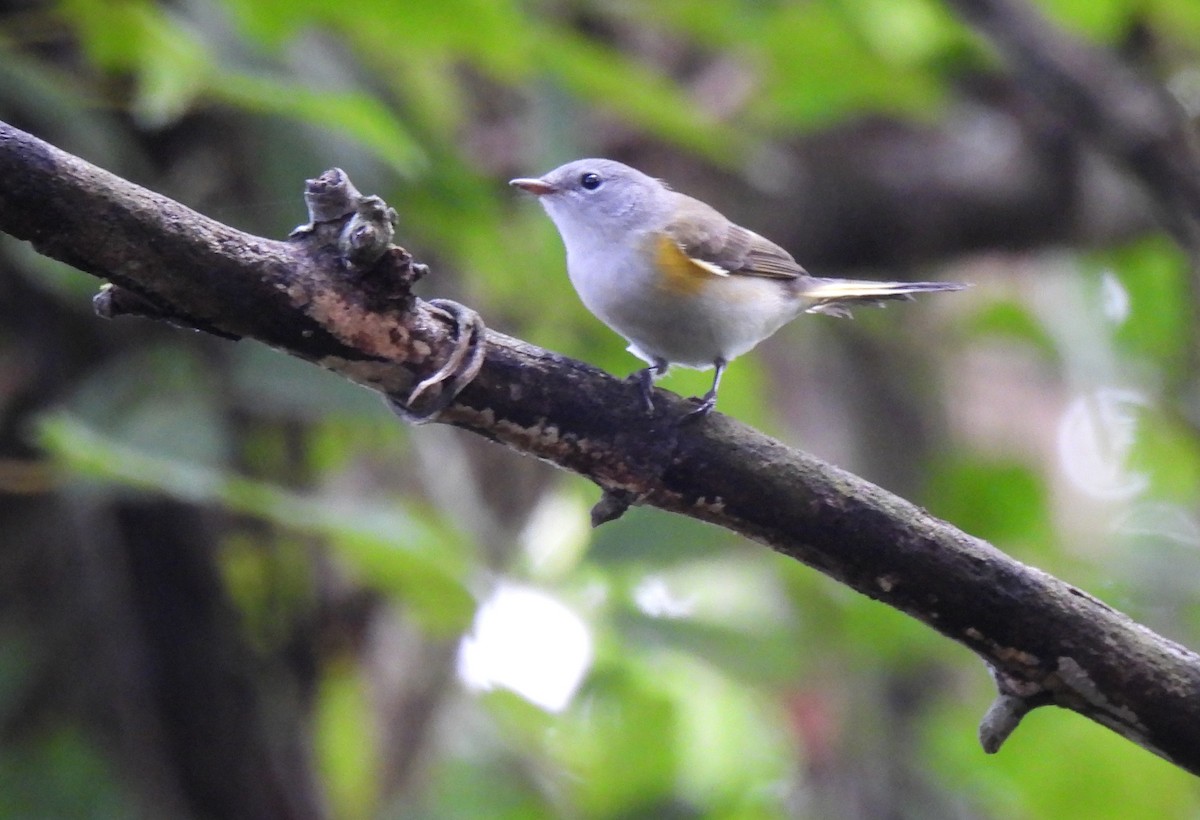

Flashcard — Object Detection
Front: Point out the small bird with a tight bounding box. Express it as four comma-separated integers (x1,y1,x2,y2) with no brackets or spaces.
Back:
511,159,967,417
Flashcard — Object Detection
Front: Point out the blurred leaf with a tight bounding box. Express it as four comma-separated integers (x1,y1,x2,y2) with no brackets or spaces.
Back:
838,587,952,667
530,28,744,161
1,236,112,305
380,50,469,137
418,755,556,820
516,487,594,582
128,5,211,126
213,73,427,175
218,531,314,650
1108,499,1200,636
923,454,1053,553
925,691,1198,819
641,0,956,129
614,611,804,684
1096,235,1191,371
229,344,387,420
962,299,1060,359
547,665,679,816
38,414,475,633
63,0,425,170
226,0,532,146
61,0,212,126
840,0,968,66
0,728,134,819
756,2,949,128
366,0,534,81
1148,0,1200,39
1038,0,1140,40
588,505,732,566
481,686,558,744
68,345,231,470
219,0,326,45
1128,409,1200,504
0,635,35,728
306,414,413,477
0,45,150,170
622,0,764,44
653,654,795,815
60,0,155,71
315,660,378,820
610,552,794,632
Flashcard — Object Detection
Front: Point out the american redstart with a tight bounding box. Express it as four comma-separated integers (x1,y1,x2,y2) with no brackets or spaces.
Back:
511,158,967,417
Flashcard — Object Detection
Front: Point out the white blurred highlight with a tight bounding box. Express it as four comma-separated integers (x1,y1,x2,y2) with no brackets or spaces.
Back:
1100,270,1130,325
634,575,696,619
457,583,593,713
1057,387,1148,500
1114,503,1200,549
520,490,591,579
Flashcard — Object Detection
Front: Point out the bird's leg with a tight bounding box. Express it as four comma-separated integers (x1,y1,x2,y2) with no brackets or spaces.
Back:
633,357,669,414
684,358,727,420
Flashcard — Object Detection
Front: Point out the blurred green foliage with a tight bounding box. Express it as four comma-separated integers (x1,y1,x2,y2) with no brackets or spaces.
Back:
0,727,135,819
317,658,381,820
4,0,1200,817
39,415,475,634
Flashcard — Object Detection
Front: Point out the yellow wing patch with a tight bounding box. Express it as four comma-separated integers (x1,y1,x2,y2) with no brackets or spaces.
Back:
653,234,729,296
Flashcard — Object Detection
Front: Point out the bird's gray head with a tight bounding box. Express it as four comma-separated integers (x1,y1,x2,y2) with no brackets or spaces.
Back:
510,159,668,250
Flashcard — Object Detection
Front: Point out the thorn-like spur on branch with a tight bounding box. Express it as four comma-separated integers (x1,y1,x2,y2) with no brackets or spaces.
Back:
3,120,1200,774
979,694,1034,754
590,488,639,527
978,665,1053,754
94,283,243,340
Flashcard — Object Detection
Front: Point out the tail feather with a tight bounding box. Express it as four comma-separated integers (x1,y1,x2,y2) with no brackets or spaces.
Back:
799,277,968,318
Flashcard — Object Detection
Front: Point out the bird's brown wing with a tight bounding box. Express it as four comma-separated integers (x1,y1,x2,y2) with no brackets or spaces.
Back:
662,192,806,280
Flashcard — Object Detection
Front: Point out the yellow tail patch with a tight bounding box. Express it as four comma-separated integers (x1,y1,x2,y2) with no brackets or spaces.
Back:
803,280,924,299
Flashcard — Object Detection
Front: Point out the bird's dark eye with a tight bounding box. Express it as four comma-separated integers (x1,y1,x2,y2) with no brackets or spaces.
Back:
580,172,602,190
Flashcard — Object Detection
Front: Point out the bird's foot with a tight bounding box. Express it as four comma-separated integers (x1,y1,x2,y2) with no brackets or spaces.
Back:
680,392,717,424
386,298,486,423
629,360,667,415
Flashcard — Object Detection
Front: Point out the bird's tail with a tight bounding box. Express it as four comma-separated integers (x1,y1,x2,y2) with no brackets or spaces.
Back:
797,277,969,318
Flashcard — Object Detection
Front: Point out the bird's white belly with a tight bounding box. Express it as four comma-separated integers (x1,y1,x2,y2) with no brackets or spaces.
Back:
567,245,798,369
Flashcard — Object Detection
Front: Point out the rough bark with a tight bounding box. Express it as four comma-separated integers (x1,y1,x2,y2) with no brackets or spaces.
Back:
3,120,1200,775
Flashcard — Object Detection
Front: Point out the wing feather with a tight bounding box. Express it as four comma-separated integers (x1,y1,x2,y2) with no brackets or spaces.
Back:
661,193,806,280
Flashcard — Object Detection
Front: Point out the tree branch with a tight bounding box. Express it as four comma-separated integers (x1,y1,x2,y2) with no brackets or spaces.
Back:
943,0,1200,255
3,120,1200,774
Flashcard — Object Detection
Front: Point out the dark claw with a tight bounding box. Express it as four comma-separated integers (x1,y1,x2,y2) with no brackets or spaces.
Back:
677,357,725,424
679,393,716,424
630,358,668,415
386,298,486,423
636,368,657,414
